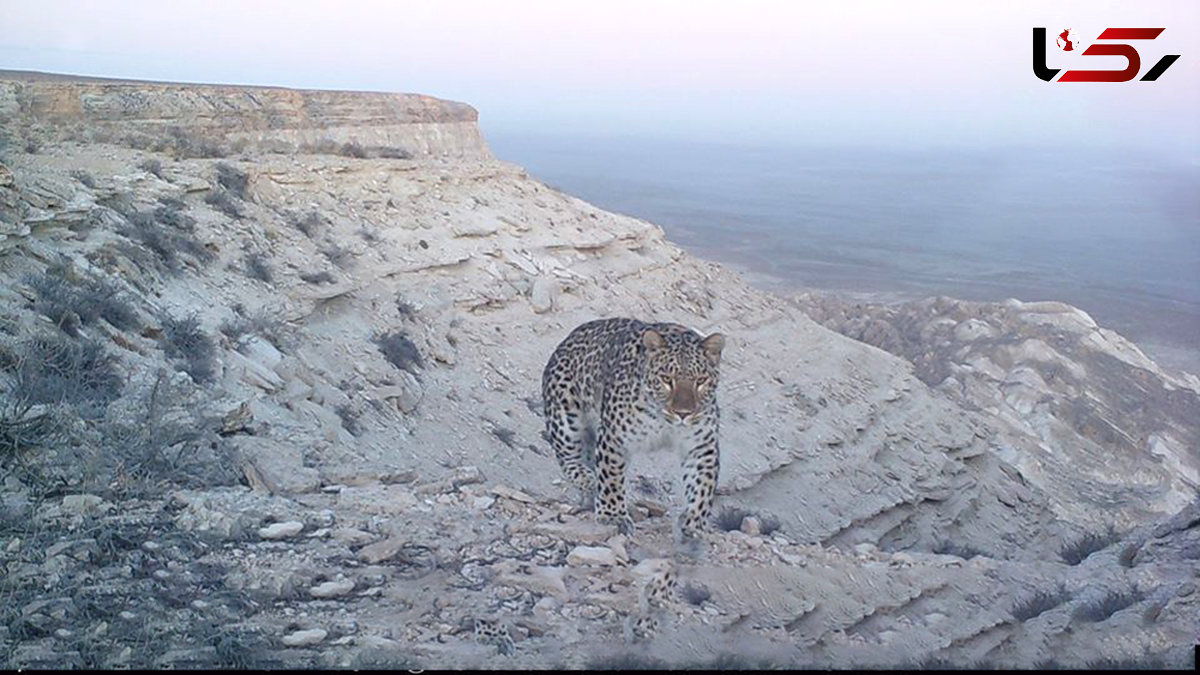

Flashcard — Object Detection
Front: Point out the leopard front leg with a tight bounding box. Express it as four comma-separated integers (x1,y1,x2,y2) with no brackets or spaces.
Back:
679,425,720,539
594,423,634,535
544,397,597,509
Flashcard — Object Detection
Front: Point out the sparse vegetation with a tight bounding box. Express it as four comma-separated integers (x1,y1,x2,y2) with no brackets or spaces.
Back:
139,158,165,178
153,197,195,231
375,146,413,160
297,139,413,159
162,126,226,159
160,314,218,384
70,169,97,188
215,162,249,199
204,187,243,220
217,307,291,352
680,581,712,605
1060,527,1121,565
1011,585,1072,621
716,505,752,532
339,141,367,159
300,270,335,285
715,505,780,535
243,252,274,283
490,426,516,448
396,296,417,319
289,210,325,238
933,540,987,560
1117,542,1139,568
11,332,124,412
374,331,423,376
25,264,141,335
1072,588,1145,623
357,225,380,242
320,243,355,270
121,209,215,272
336,403,364,437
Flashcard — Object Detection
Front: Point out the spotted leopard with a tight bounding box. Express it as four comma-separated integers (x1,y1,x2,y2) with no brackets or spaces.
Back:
625,557,679,642
542,317,725,538
473,617,514,655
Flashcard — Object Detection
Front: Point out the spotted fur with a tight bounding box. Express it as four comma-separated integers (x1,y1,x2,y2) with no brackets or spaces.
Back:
542,317,725,537
473,618,514,655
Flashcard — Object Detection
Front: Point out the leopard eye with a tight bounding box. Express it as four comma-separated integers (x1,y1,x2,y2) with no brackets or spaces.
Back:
659,375,673,388
696,376,711,389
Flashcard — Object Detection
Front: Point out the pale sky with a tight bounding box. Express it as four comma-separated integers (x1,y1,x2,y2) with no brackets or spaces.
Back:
1,0,1196,154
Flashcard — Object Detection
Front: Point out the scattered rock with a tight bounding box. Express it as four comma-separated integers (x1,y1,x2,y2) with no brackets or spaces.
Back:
310,578,355,598
492,485,536,504
530,276,558,313
567,545,618,567
741,515,762,535
358,537,408,564
60,494,110,517
529,520,614,544
258,521,304,540
333,527,375,546
339,485,418,514
282,628,327,647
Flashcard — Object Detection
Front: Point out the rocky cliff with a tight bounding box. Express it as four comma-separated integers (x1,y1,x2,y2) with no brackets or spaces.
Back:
0,73,1194,669
0,70,490,160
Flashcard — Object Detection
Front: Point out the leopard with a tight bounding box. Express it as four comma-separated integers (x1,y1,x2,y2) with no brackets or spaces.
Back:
625,557,679,642
542,317,725,539
472,617,514,656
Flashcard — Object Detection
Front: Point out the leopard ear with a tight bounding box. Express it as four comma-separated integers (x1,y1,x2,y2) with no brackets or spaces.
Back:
642,330,666,351
701,333,725,365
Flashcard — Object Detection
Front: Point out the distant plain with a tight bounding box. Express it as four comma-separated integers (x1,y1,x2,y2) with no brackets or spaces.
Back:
490,133,1200,374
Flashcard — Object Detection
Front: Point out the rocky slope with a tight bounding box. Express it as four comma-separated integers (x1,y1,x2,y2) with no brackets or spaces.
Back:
794,292,1200,529
0,73,1195,669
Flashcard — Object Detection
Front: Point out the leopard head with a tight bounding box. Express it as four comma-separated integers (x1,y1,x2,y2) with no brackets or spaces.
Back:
642,326,725,424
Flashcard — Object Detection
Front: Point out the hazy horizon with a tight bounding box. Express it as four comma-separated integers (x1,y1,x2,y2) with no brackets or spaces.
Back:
1,0,1197,157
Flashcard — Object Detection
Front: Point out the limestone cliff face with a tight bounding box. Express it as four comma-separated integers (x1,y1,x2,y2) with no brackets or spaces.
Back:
0,70,490,160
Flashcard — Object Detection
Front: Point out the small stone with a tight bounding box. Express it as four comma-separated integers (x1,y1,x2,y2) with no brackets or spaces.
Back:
7,538,21,552
567,545,618,567
153,570,171,580
332,527,374,546
854,543,877,556
740,516,762,536
321,484,346,493
119,611,136,621
61,494,110,516
191,600,209,610
311,579,355,599
530,520,614,544
473,496,496,510
258,521,304,540
530,277,558,313
533,596,559,617
359,537,406,564
606,536,629,563
282,628,327,647
54,628,74,639
142,541,161,551
492,485,536,503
